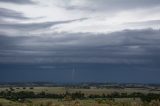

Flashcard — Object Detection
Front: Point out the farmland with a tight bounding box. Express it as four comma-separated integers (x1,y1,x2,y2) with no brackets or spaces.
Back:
0,83,160,106
0,86,160,95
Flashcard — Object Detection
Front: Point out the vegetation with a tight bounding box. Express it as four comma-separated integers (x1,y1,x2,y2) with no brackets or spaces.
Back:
0,86,160,106
0,90,160,102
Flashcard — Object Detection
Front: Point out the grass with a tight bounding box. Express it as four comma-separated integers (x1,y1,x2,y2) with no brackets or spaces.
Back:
0,87,160,106
0,87,159,95
0,98,160,106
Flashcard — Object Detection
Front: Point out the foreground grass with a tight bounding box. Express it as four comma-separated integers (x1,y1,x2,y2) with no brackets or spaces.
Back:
0,98,160,106
0,86,160,106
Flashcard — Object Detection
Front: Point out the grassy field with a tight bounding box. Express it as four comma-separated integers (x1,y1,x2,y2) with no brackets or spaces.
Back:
0,87,159,95
0,87,160,106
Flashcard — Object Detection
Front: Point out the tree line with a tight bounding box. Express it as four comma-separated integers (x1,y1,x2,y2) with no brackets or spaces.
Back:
0,90,160,102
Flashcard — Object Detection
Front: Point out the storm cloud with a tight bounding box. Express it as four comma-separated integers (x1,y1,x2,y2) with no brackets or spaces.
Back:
0,0,160,83
0,29,160,64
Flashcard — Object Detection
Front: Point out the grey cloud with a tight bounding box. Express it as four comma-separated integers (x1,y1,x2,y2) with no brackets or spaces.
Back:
0,0,35,4
124,20,160,27
66,0,160,12
0,8,29,20
0,29,160,64
0,18,88,34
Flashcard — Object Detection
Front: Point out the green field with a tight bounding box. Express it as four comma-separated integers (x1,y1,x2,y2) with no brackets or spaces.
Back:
0,86,160,106
0,87,159,95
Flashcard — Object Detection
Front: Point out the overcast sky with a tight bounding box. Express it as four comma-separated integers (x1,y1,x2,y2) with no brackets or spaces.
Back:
0,0,160,83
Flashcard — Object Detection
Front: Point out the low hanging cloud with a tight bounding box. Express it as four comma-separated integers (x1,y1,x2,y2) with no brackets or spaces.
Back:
0,29,160,65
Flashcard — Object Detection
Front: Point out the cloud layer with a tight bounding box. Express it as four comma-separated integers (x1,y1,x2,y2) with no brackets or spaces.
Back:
0,0,160,34
0,29,160,65
0,0,160,64
0,0,160,82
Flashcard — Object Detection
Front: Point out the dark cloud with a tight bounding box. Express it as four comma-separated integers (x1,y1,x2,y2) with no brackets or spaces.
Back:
0,29,160,65
0,63,160,83
0,0,160,83
0,29,160,83
0,0,35,4
0,8,29,20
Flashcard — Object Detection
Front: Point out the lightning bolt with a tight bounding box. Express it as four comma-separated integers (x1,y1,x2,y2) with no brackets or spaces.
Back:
71,67,76,82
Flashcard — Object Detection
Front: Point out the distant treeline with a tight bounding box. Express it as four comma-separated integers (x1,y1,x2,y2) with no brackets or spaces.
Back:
0,90,160,102
89,92,160,102
0,82,160,88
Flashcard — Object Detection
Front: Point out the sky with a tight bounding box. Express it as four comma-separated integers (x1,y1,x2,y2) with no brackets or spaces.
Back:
0,0,160,83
